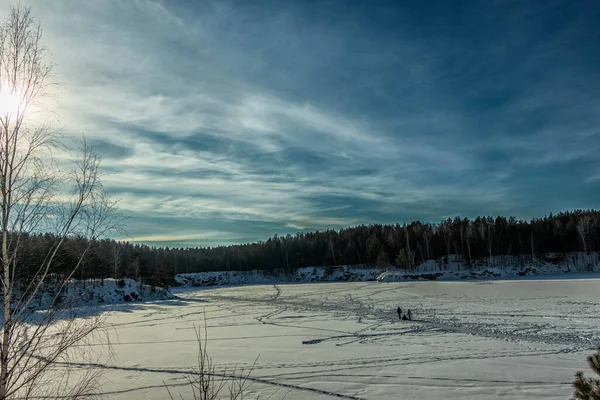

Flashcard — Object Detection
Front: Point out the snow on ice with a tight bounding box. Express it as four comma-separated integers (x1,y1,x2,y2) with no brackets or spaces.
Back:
62,273,600,399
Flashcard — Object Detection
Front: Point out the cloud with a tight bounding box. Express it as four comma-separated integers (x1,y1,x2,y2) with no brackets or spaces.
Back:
588,172,600,183
123,231,236,244
15,0,600,246
285,223,305,230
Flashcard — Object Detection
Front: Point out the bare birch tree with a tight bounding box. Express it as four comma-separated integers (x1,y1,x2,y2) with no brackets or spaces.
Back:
421,225,432,263
403,225,413,270
478,219,493,267
441,223,452,267
131,257,142,293
576,215,595,272
111,241,122,279
530,230,535,265
0,5,120,399
486,220,494,267
576,215,594,255
465,223,473,269
459,222,465,263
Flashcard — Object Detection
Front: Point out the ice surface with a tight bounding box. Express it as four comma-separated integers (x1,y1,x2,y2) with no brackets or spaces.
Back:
69,277,599,399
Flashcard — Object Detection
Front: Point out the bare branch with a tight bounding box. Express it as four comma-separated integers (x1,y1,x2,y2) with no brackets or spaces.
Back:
167,312,261,400
0,5,120,400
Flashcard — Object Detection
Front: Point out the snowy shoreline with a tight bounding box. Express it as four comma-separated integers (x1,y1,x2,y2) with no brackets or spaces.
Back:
175,252,600,288
11,278,175,311
17,253,599,309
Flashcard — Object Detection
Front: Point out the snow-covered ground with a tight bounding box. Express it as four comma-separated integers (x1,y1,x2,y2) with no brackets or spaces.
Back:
67,276,598,399
18,278,174,312
175,266,384,287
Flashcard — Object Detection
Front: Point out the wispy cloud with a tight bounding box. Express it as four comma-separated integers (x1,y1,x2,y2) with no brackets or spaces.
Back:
587,171,600,183
124,231,236,244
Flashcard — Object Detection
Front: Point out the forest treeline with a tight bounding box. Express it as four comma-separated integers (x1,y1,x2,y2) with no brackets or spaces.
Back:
15,209,600,289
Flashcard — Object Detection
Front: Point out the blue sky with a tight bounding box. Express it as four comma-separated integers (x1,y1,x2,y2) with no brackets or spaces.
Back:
14,0,600,247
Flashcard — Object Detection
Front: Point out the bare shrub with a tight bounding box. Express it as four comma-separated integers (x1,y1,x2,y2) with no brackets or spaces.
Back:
166,320,257,400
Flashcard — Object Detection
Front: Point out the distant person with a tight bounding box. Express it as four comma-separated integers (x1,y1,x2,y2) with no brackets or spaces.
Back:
407,309,412,321
401,314,408,321
397,307,402,320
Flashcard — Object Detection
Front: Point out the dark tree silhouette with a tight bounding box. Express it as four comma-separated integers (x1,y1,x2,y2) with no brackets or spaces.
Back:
8,209,600,289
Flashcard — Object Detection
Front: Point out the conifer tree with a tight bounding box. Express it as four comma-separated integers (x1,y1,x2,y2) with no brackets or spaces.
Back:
573,346,600,400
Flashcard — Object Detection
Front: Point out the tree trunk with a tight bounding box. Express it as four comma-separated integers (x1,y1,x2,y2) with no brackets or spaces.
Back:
404,227,412,270
1,181,10,399
530,231,535,265
466,237,472,269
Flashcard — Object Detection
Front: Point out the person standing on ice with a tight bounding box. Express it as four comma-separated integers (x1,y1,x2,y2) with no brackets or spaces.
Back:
407,309,412,321
397,307,402,320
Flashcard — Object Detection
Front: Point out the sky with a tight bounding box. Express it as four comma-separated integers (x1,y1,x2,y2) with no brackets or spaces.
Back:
7,0,600,247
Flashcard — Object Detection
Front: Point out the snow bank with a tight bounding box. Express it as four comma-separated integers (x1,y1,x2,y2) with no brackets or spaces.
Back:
23,278,174,311
176,266,384,288
377,252,600,282
176,252,600,288
376,265,563,282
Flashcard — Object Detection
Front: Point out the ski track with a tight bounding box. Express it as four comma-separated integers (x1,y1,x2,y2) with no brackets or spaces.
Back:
203,289,596,352
51,359,366,400
292,286,591,350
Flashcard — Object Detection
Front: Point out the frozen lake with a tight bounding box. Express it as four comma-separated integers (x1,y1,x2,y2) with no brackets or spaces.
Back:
81,278,600,399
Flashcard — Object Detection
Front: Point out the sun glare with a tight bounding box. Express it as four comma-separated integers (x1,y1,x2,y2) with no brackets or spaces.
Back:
0,81,25,117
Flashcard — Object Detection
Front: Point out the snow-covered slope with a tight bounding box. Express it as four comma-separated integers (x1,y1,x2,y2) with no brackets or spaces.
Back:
176,252,600,288
377,252,599,282
22,278,174,311
175,266,384,288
